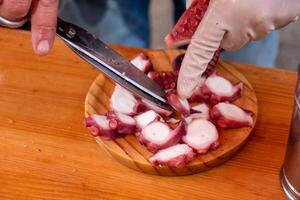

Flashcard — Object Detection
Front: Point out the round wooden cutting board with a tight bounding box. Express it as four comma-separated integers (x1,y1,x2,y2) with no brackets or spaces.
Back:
84,48,258,176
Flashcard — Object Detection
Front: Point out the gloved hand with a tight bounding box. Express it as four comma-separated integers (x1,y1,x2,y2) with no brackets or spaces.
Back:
0,0,59,55
178,0,300,99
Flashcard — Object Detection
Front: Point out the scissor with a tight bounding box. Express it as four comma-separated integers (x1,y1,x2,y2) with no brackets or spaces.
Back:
0,15,174,111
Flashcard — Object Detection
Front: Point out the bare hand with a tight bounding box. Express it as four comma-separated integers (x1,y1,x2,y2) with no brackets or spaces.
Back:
0,0,59,55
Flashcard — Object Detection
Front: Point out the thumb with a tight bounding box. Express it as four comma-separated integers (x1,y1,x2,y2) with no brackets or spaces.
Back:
177,3,225,99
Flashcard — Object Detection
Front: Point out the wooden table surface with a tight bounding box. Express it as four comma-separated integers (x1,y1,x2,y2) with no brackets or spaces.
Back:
0,28,296,200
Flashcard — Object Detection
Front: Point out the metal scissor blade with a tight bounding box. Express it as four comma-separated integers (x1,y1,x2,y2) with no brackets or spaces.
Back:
56,18,174,111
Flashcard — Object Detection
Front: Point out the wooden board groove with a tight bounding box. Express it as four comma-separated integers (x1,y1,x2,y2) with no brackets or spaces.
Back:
84,49,258,176
113,139,147,173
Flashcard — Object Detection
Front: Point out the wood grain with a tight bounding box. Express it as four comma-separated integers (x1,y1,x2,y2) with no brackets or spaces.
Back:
0,28,296,199
84,49,258,176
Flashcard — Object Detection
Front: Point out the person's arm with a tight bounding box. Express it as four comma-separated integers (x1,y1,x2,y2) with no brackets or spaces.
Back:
178,0,300,99
0,0,59,55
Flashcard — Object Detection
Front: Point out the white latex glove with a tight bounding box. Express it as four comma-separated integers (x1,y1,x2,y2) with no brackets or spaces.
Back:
186,0,193,8
178,0,300,99
0,0,59,55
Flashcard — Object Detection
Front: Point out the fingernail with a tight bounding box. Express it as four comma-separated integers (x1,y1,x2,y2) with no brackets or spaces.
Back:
37,40,50,55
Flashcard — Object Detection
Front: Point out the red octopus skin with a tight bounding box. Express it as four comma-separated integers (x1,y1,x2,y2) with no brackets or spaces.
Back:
202,49,222,77
172,53,185,71
165,0,210,48
84,115,119,140
166,90,190,117
172,50,222,78
106,111,136,134
147,71,178,90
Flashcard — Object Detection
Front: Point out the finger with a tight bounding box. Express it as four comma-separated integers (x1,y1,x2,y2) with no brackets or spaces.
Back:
186,0,193,8
31,0,59,56
220,29,251,51
177,2,225,99
0,0,32,20
249,22,275,42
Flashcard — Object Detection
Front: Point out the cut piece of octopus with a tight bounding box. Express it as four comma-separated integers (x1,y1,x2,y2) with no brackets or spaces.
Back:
110,84,146,116
166,90,190,117
191,103,210,118
147,70,178,90
136,121,185,153
149,144,196,168
131,53,153,74
189,74,243,104
183,119,219,154
134,110,164,130
84,115,119,140
106,111,136,134
210,102,254,129
129,54,174,116
185,103,210,123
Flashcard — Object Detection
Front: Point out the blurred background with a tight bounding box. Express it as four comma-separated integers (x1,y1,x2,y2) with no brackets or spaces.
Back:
58,0,300,71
